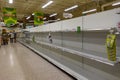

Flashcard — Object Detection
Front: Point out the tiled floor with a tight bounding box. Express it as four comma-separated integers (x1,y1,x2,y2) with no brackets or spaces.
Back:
0,43,74,80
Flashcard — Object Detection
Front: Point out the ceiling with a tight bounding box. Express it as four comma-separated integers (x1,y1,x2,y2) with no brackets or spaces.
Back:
0,0,118,21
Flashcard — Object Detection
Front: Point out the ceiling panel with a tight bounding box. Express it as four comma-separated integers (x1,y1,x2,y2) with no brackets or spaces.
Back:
0,0,117,20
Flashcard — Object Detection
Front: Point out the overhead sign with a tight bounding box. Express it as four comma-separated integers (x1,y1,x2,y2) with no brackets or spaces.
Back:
3,7,17,27
63,13,73,18
34,12,44,25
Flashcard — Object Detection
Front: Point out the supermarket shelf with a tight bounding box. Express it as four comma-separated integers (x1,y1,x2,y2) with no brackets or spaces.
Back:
35,40,120,66
19,40,88,80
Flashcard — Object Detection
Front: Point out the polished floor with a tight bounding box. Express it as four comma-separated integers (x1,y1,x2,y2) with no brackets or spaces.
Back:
0,43,74,80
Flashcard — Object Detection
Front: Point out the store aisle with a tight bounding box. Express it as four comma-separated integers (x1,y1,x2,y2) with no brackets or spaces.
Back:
0,43,74,80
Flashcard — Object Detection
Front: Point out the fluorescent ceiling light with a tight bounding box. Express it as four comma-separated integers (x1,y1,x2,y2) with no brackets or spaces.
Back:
57,18,60,21
64,5,78,12
42,1,53,8
82,9,97,14
50,13,57,17
112,2,120,6
43,17,47,20
26,16,30,19
9,0,13,4
32,13,34,15
29,20,34,22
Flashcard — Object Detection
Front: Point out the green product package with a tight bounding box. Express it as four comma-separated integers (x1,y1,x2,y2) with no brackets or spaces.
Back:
106,34,116,61
32,36,35,42
77,26,81,33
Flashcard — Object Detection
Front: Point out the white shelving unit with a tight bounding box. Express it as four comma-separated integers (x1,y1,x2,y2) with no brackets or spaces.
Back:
35,40,120,66
19,8,120,80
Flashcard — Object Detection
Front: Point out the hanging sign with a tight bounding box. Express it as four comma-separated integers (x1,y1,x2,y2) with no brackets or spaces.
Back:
34,12,44,25
3,7,17,27
63,13,73,18
106,34,116,61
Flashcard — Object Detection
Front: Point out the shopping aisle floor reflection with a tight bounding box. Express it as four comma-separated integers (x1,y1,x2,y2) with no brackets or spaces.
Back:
0,43,74,80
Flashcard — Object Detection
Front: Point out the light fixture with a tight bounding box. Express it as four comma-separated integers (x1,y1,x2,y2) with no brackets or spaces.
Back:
50,13,57,17
57,18,61,21
43,17,47,20
26,16,30,19
9,0,13,4
112,2,120,6
64,5,78,12
82,9,97,14
29,20,34,22
42,1,53,8
32,13,34,15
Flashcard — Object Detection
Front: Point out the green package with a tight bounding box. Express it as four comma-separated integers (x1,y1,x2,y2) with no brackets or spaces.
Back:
106,34,116,61
77,26,81,33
